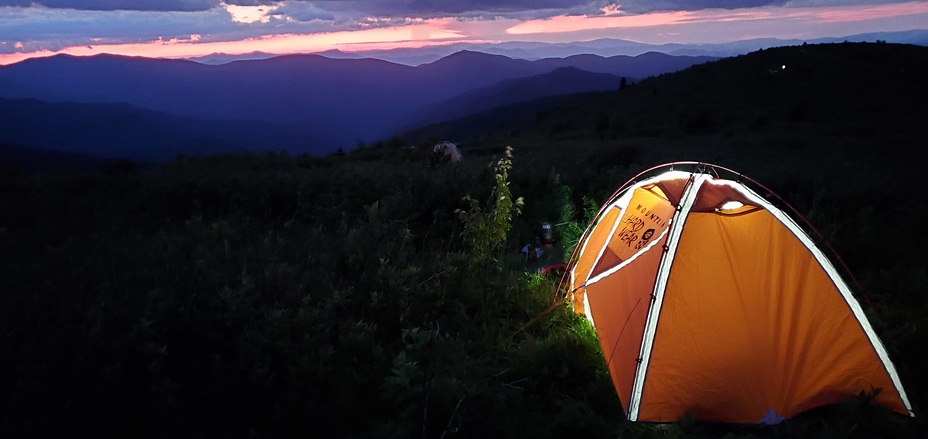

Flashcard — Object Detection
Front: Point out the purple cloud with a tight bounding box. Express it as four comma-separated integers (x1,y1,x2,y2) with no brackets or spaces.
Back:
0,0,218,11
617,0,788,14
0,0,892,16
404,0,598,14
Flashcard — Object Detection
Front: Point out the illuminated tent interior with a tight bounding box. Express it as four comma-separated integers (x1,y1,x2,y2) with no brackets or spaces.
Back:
568,162,914,424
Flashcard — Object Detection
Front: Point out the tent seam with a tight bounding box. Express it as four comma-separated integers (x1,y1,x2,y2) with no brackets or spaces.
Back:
628,173,707,421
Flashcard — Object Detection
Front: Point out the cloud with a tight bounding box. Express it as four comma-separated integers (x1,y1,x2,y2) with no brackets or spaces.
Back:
0,1,408,54
0,6,240,53
0,0,218,11
615,0,789,14
2,0,924,60
404,0,602,14
267,2,339,23
0,0,915,16
0,0,613,17
223,0,279,5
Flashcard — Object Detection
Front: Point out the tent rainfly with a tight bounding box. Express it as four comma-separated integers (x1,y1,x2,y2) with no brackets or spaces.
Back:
568,162,913,424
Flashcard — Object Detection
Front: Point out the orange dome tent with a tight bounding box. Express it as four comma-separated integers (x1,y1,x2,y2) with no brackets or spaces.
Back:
568,162,913,423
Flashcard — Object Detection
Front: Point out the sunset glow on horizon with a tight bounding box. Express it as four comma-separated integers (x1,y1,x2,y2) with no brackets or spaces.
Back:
0,19,474,65
1,1,926,66
506,2,928,40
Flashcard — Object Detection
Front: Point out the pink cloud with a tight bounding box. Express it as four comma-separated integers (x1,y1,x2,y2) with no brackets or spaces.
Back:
814,1,928,23
0,19,467,65
506,10,694,34
506,2,928,36
0,50,54,65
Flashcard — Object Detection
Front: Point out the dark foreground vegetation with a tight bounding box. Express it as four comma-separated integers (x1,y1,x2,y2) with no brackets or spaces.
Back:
1,42,926,438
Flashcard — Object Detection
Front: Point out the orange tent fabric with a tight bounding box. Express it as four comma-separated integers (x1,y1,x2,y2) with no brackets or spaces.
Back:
569,165,913,423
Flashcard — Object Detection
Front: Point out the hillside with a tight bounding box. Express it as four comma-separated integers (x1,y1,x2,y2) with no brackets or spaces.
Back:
0,98,326,162
402,40,928,301
405,42,927,177
404,67,625,129
0,143,108,174
1,42,925,438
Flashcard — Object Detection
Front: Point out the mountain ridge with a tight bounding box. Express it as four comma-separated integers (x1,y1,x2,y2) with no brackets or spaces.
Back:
0,49,716,158
404,67,624,130
194,29,928,65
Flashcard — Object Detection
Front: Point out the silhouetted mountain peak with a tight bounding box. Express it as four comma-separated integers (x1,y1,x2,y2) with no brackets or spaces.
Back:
560,53,608,62
188,51,276,64
634,51,675,60
225,52,410,72
445,49,505,60
425,50,523,68
543,66,607,79
11,52,199,70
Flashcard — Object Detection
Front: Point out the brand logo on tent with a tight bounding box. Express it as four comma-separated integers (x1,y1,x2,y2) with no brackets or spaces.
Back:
635,228,655,250
617,203,667,249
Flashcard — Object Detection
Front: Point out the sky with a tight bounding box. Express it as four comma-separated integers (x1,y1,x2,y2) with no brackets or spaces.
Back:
1,0,926,65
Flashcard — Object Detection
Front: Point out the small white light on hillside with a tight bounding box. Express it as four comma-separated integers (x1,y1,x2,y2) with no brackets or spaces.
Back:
719,201,744,211
782,65,787,70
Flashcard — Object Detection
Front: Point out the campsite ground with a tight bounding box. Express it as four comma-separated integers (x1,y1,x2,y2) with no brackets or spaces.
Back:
1,42,926,438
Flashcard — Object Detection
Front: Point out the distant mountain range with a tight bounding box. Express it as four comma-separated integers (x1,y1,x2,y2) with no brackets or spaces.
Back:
190,29,928,66
0,49,715,161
